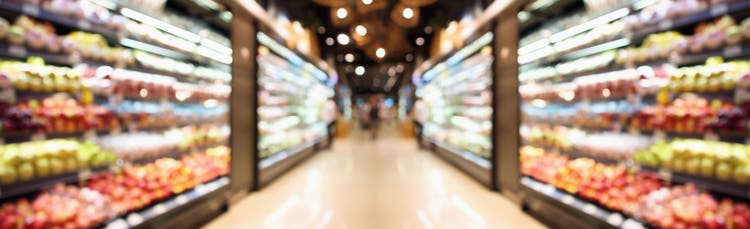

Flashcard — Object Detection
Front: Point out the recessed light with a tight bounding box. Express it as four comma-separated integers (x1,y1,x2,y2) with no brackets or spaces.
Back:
337,34,350,45
424,26,432,34
416,37,425,46
376,48,386,58
362,0,373,5
317,26,326,34
345,53,355,63
336,8,348,19
355,66,366,76
355,25,367,36
402,8,414,19
325,37,335,46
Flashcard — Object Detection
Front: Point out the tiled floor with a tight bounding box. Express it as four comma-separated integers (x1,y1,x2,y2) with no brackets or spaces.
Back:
204,126,545,229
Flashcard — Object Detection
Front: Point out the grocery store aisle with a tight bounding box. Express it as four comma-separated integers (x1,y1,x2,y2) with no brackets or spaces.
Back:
204,127,544,229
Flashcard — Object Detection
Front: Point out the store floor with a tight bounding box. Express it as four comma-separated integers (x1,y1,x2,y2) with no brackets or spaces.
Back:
204,124,544,229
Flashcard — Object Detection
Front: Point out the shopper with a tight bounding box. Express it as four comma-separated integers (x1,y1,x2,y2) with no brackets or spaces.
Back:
369,97,381,140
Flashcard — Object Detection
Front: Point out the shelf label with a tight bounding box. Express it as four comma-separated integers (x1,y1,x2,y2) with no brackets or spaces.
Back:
84,129,96,141
8,45,27,57
622,219,645,229
607,213,623,226
710,4,729,17
126,213,143,226
30,132,46,141
176,195,189,204
658,168,672,181
704,132,720,141
723,45,742,58
22,4,40,16
628,126,640,136
77,20,92,30
105,219,128,229
658,21,673,30
583,204,598,215
78,169,92,181
746,137,750,145
153,204,167,214
110,127,121,136
561,195,575,205
653,130,666,140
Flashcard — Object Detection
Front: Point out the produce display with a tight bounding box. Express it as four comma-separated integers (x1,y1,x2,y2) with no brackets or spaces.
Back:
0,1,232,228
519,1,750,228
415,41,494,161
256,32,335,163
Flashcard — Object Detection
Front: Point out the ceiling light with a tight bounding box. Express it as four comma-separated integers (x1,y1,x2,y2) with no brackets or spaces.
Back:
317,26,326,34
362,0,373,5
424,26,432,34
376,48,386,58
416,37,425,46
405,53,414,62
355,66,366,76
355,25,367,36
326,37,335,46
336,8,348,19
402,8,414,19
337,34,350,45
345,53,355,63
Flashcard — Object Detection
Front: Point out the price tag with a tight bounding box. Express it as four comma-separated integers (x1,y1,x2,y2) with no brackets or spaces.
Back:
176,195,188,205
22,4,40,16
658,168,672,180
658,20,673,30
30,132,46,141
561,195,575,205
704,132,720,141
607,213,623,226
8,45,27,57
745,137,750,145
110,127,121,136
105,219,128,229
622,219,645,229
77,20,92,30
710,4,728,17
723,45,742,57
195,185,208,195
126,213,143,225
653,129,666,140
153,204,167,214
629,126,641,135
78,169,92,180
583,204,598,215
84,129,96,140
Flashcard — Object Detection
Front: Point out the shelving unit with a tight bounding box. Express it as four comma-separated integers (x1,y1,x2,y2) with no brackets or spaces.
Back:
0,1,233,228
517,1,750,228
413,32,496,188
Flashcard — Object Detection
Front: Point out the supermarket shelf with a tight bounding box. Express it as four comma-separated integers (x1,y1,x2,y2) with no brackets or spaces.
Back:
129,141,228,165
639,166,750,201
672,43,750,66
0,165,111,201
522,143,623,165
257,137,324,189
2,128,115,144
630,1,750,43
424,136,493,188
105,176,229,229
0,2,121,42
521,176,646,229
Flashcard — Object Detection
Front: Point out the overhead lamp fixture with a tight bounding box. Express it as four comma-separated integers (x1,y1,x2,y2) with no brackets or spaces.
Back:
362,0,373,5
402,8,414,19
355,25,367,36
376,48,386,58
337,34,350,45
325,37,335,46
355,66,366,76
345,53,355,63
336,8,348,19
415,37,425,46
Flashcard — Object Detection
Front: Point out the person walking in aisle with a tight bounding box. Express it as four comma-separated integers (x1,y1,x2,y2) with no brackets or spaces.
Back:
369,96,381,140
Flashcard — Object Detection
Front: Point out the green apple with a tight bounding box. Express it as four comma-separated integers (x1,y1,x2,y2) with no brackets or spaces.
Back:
734,164,750,184
701,157,716,177
49,158,64,175
17,162,33,181
0,164,17,184
716,162,734,181
34,157,50,177
686,158,701,175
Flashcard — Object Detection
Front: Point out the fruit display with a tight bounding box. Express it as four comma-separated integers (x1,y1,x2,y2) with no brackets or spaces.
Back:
0,58,83,93
256,36,335,162
0,139,116,184
519,1,750,228
11,0,128,31
415,43,494,161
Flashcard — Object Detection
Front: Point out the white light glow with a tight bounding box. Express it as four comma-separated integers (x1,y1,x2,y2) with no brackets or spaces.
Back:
376,48,386,58
345,53,355,63
336,8,348,19
416,37,425,46
203,99,219,108
325,37,335,46
402,8,414,19
355,66,366,76
139,88,148,98
549,8,630,43
355,25,367,36
362,0,373,5
337,34,350,45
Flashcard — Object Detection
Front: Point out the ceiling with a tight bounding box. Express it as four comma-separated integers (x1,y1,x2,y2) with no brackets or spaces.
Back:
261,0,487,94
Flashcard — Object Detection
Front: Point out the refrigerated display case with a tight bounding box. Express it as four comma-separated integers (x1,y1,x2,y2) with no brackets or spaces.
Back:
414,32,495,187
517,0,750,228
0,1,233,228
255,31,336,188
